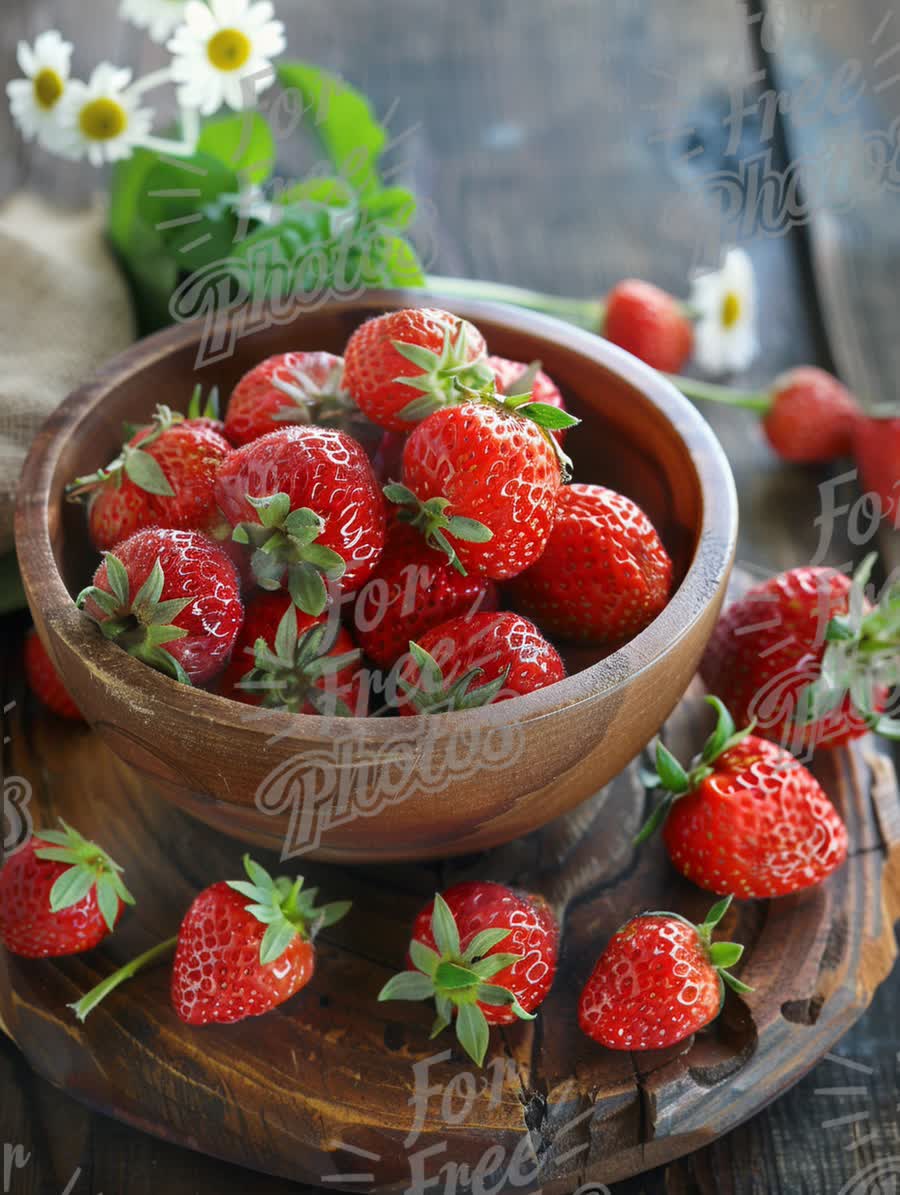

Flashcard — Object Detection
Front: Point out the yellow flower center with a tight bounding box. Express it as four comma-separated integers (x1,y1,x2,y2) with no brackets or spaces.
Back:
721,291,741,329
207,28,252,71
79,97,128,142
33,68,64,111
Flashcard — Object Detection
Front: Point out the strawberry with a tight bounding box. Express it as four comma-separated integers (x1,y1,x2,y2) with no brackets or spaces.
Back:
214,426,386,616
395,611,565,714
224,351,359,446
578,896,750,1051
700,556,898,751
67,401,232,552
77,528,243,686
217,590,366,716
637,697,849,898
854,413,900,522
507,483,672,642
603,280,694,373
489,356,568,442
393,391,578,580
379,882,559,1066
371,430,407,485
68,856,351,1024
0,821,133,958
352,521,498,669
23,630,83,721
343,307,492,433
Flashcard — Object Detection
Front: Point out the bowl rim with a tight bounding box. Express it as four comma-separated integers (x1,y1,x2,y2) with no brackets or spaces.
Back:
15,289,738,741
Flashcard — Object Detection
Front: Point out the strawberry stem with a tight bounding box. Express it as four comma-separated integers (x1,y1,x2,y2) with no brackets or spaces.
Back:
68,935,178,1022
667,375,771,414
423,275,604,331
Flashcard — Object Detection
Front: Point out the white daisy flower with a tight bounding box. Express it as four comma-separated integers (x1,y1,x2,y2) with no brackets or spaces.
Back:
120,0,190,43
689,247,759,376
57,63,155,166
6,31,74,151
167,0,286,116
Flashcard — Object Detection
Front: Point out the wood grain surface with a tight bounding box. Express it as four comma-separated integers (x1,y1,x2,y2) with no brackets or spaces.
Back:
1,0,899,1191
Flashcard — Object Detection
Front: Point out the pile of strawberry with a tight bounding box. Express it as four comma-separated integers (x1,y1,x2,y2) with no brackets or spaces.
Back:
54,306,675,719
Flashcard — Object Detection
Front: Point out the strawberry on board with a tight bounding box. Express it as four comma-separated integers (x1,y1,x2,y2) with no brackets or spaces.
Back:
395,611,565,714
352,520,498,670
67,397,232,552
214,426,386,617
68,856,351,1025
853,411,900,522
379,882,559,1066
394,389,579,581
602,279,694,374
0,821,134,959
77,528,243,686
224,351,358,447
701,554,898,752
343,307,493,433
23,629,84,721
637,697,849,899
578,896,750,1051
508,483,672,643
217,591,366,716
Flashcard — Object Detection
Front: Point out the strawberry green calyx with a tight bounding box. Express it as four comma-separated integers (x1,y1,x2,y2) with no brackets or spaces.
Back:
238,608,360,716
187,383,221,421
458,378,581,482
34,819,135,933
384,483,492,576
394,319,494,423
636,696,754,844
799,553,900,741
650,896,753,1003
76,554,193,685
226,855,351,966
232,492,347,616
400,641,510,714
378,892,533,1066
270,359,356,426
66,404,183,502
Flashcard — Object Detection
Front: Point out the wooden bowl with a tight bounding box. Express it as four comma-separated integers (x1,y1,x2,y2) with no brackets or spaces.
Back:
15,292,737,863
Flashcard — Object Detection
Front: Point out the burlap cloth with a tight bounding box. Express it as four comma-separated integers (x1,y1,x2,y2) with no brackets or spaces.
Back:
0,193,136,557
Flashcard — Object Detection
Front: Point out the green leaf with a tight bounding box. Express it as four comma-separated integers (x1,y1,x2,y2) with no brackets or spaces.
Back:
274,606,297,661
409,939,441,977
702,895,734,932
378,971,436,1002
431,893,460,958
197,112,276,185
471,953,522,979
383,483,418,507
455,1002,489,1067
408,642,445,693
446,517,492,544
721,971,755,996
132,559,166,612
49,866,95,913
709,941,744,969
701,696,736,763
105,554,131,607
288,563,328,616
376,234,426,287
462,928,511,962
277,62,387,196
302,544,346,578
363,187,418,229
475,984,516,1007
260,919,298,966
655,742,691,795
283,506,325,541
243,855,276,892
433,961,480,990
393,340,440,372
314,900,352,929
123,449,175,497
96,876,120,933
249,492,292,528
518,402,581,431
633,794,675,846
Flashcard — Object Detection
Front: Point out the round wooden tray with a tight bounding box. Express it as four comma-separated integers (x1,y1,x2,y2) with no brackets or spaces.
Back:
2,645,898,1193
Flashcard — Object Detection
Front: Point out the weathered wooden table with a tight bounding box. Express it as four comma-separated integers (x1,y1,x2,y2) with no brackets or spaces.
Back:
2,1,899,1191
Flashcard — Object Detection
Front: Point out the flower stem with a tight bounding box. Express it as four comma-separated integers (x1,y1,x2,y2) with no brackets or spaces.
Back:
68,935,178,1022
667,374,772,414
423,275,604,331
128,67,175,98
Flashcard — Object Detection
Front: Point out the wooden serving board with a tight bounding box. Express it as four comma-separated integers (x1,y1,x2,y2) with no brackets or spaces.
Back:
1,630,899,1192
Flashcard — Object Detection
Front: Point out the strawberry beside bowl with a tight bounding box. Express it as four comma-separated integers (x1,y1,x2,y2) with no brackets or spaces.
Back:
15,293,737,863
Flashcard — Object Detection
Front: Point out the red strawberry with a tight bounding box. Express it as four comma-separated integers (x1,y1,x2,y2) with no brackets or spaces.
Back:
603,280,694,373
68,404,232,552
700,557,896,751
371,430,407,485
507,483,672,642
224,351,358,446
578,896,750,1051
352,521,498,669
77,528,243,686
0,821,133,958
343,307,492,433
489,356,568,443
217,590,366,716
23,630,83,721
763,367,860,463
395,393,578,580
170,856,350,1025
214,426,386,616
379,881,559,1065
395,611,565,714
854,413,900,522
637,697,849,898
